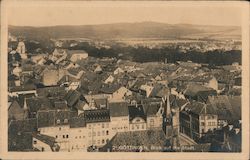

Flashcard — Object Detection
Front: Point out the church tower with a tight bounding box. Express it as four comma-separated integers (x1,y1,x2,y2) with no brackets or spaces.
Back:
165,89,172,137
16,40,27,59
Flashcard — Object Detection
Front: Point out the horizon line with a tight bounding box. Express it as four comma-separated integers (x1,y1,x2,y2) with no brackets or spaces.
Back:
8,21,241,28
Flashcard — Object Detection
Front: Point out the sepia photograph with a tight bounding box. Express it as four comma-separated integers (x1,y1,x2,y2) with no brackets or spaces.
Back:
0,1,249,160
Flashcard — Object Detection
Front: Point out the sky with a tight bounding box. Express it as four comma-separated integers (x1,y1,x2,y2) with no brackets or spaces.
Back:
6,1,243,27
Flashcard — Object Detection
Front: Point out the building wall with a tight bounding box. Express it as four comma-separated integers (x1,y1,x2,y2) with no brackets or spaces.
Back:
147,116,163,129
180,112,200,141
69,127,88,152
199,114,218,136
38,125,70,152
110,116,129,137
129,117,147,131
86,122,112,147
207,77,218,91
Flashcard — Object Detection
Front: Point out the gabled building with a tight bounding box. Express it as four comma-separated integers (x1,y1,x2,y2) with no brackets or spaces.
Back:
69,116,88,152
143,102,164,129
180,102,218,142
128,105,147,131
113,67,124,75
32,133,59,152
183,84,217,102
67,50,88,62
191,75,218,91
37,110,72,151
84,109,112,148
207,95,241,128
8,100,27,121
110,86,132,102
109,102,129,136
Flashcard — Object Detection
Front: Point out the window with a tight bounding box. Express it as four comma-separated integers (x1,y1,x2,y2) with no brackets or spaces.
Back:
42,147,44,152
66,135,69,138
75,136,77,139
106,139,109,143
102,123,105,128
88,132,91,137
200,122,205,126
142,124,144,129
106,123,109,128
97,140,100,144
150,119,154,127
97,131,100,136
106,130,109,135
56,119,60,124
88,124,91,129
79,136,81,139
55,135,58,138
102,139,105,144
33,140,37,144
102,131,105,136
63,135,65,139
93,132,96,136
64,119,68,123
132,125,134,130
59,127,61,131
136,125,139,130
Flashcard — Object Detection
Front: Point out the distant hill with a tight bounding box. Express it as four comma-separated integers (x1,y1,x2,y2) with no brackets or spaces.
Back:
8,22,241,41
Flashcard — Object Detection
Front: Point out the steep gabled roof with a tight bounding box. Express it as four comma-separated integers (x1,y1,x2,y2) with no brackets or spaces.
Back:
64,90,81,107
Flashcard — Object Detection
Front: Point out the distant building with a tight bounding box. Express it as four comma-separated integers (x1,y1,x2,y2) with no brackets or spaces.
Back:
41,67,66,86
16,41,27,59
68,50,88,62
113,67,124,75
8,100,27,121
110,87,132,102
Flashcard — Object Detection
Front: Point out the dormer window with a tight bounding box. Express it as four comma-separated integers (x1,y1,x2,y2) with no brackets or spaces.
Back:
56,119,60,124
